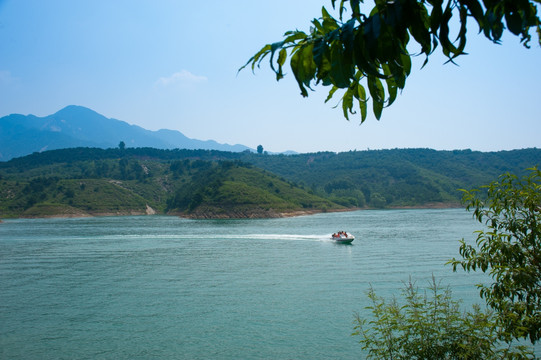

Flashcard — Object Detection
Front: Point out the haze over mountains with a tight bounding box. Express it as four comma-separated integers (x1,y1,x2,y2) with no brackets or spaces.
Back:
0,105,252,161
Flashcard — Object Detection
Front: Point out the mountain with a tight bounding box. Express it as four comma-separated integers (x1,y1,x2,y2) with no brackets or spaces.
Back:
0,105,251,161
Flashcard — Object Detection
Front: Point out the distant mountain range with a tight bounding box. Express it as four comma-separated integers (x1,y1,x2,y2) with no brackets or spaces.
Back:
0,105,252,161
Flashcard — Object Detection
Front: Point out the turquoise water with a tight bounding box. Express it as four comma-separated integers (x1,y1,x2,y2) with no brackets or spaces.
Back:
0,209,529,359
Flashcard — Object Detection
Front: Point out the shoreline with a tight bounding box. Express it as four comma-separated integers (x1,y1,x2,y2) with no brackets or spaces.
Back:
1,202,464,221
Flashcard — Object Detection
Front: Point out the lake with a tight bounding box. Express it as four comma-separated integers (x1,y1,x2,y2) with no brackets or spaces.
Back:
0,209,534,359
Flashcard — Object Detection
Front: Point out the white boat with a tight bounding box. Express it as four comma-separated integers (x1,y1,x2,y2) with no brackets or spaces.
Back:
331,231,355,244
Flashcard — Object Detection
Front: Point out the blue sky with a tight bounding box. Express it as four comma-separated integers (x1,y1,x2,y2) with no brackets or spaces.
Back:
1,1,539,153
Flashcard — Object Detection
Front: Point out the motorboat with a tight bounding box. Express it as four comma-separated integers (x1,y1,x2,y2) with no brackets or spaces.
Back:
331,231,355,244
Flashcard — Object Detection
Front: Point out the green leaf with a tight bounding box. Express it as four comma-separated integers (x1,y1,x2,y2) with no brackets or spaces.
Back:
505,10,524,36
322,7,340,33
325,85,339,103
486,9,504,42
353,30,387,79
364,13,382,58
461,0,485,31
313,38,332,84
373,98,383,120
341,87,354,120
367,76,385,120
351,0,361,18
386,0,405,32
321,6,332,20
367,75,385,103
238,44,271,73
446,4,468,61
269,41,286,79
406,0,432,55
275,48,288,80
356,83,368,123
340,19,356,58
429,0,443,34
400,51,412,76
283,30,308,44
329,41,353,88
290,44,316,97
311,18,325,34
382,65,398,107
439,4,458,59
390,53,411,89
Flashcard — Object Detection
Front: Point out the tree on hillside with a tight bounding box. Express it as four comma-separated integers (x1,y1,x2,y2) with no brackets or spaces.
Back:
241,0,540,122
450,167,541,344
257,144,264,154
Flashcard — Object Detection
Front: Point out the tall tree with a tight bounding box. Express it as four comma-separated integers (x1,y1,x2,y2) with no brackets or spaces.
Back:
241,0,540,122
450,167,541,343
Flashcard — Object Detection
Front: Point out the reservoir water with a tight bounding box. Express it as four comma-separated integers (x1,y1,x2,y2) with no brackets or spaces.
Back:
0,209,535,359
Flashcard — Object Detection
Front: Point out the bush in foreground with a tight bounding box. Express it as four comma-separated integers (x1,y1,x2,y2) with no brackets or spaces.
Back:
353,278,532,359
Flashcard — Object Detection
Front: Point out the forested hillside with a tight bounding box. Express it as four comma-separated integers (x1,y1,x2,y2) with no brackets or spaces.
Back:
242,148,541,208
0,149,340,218
0,147,539,218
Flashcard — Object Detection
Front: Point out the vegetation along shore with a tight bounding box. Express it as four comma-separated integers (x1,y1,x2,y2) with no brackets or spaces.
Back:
0,147,539,219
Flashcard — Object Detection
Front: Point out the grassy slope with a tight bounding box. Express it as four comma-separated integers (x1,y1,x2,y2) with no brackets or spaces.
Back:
168,165,341,218
1,147,539,218
0,178,151,218
0,157,340,219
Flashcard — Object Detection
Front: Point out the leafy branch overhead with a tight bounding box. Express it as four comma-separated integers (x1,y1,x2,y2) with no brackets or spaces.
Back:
241,0,541,122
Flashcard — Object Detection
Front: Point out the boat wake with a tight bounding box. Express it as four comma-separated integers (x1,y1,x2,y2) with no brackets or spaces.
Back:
78,233,335,242
178,234,332,242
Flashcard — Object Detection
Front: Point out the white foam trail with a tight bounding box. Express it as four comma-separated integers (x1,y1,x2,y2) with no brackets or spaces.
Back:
85,234,332,242
177,234,331,241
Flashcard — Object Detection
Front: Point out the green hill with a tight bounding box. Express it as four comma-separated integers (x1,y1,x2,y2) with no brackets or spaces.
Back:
239,148,541,208
1,147,539,219
0,152,340,219
166,162,340,218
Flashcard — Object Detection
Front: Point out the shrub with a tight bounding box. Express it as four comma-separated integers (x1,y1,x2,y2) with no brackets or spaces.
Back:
353,278,532,359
